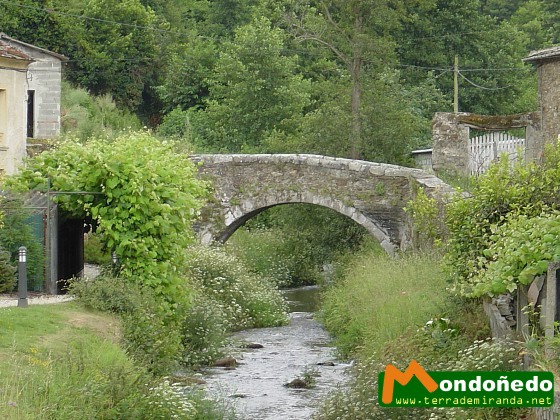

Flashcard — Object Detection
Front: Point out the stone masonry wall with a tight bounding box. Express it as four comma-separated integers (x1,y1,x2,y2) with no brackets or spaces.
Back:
5,41,63,139
432,113,470,177
192,154,454,253
432,112,542,176
537,61,560,146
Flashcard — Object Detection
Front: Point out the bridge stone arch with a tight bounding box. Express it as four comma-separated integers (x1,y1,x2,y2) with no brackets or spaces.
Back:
191,154,453,254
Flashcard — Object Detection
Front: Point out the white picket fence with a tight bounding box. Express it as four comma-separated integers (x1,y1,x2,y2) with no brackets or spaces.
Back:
469,132,525,176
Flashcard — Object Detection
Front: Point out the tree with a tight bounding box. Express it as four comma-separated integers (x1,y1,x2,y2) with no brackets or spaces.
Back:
57,0,162,111
177,0,258,38
0,0,66,52
285,0,402,159
191,17,312,152
156,38,218,113
541,0,560,44
275,68,440,163
397,0,536,115
510,0,551,51
479,0,525,20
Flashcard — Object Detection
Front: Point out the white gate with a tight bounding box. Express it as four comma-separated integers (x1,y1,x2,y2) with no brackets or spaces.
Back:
469,132,525,176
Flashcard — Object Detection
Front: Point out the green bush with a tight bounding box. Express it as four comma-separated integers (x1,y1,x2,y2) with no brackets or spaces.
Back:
157,107,193,141
467,211,560,297
178,245,289,367
0,195,44,291
0,246,15,293
10,131,208,304
181,292,228,367
445,143,560,297
69,275,183,375
227,227,301,287
228,205,368,287
84,232,112,265
61,81,141,140
404,186,445,249
184,245,288,330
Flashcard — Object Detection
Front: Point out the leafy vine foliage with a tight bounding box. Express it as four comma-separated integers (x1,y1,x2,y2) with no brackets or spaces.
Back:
10,132,208,302
445,143,560,297
470,211,560,297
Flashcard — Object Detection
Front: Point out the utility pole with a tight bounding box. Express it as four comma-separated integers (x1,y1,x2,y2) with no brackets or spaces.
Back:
453,54,459,113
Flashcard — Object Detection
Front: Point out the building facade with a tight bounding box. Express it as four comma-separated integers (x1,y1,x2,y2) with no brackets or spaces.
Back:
524,46,560,146
0,40,33,175
0,34,66,174
0,34,66,141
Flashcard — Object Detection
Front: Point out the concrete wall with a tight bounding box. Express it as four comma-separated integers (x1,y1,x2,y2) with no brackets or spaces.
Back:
0,58,30,175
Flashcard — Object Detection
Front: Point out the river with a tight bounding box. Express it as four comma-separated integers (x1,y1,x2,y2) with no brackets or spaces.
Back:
202,286,351,419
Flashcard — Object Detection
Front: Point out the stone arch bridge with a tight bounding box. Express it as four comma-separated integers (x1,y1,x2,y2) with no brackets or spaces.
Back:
191,154,454,253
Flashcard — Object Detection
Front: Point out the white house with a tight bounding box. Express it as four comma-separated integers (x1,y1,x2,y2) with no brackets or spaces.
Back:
0,40,33,175
0,34,66,174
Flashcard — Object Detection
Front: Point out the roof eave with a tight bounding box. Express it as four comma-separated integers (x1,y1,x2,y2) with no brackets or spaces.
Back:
0,33,68,62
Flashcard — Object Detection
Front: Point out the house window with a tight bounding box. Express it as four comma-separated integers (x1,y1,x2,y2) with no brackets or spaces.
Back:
27,90,34,138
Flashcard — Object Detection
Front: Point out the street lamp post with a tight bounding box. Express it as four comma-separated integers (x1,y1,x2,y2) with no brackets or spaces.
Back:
17,246,28,308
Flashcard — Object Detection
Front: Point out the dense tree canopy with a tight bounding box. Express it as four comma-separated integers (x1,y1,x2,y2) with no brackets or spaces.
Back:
0,0,552,157
1,0,555,289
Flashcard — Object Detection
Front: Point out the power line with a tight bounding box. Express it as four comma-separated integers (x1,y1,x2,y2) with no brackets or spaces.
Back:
458,71,513,91
460,67,532,73
407,31,497,41
0,0,539,81
0,0,541,46
397,63,533,73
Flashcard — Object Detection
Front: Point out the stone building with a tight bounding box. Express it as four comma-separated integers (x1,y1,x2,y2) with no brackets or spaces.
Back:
0,40,33,175
524,45,560,145
0,34,66,141
0,34,66,174
429,44,560,177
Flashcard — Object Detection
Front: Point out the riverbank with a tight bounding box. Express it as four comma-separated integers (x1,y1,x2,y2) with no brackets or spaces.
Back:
0,302,232,419
316,249,526,419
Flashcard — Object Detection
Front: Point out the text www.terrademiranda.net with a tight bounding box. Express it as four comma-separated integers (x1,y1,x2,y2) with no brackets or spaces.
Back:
393,396,554,406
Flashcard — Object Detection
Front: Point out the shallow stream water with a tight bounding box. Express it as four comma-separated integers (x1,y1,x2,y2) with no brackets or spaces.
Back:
202,286,351,419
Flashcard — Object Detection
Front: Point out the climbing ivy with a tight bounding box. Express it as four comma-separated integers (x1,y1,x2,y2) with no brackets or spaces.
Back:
445,143,560,298
465,211,560,297
10,132,209,303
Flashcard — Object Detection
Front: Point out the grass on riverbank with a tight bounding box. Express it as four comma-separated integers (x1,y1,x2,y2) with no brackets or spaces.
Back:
317,248,524,419
0,302,231,419
320,250,448,358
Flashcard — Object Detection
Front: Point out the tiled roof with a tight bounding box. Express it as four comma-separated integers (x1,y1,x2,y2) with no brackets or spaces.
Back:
0,33,67,61
524,46,560,63
0,40,32,61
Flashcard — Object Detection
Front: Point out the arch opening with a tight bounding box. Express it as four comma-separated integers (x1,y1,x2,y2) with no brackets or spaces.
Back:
215,199,397,255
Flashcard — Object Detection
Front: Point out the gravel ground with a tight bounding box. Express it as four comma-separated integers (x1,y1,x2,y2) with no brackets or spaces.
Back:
0,264,100,309
0,293,74,308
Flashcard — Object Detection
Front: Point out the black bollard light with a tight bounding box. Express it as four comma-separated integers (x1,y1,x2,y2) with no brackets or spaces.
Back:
17,246,28,308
